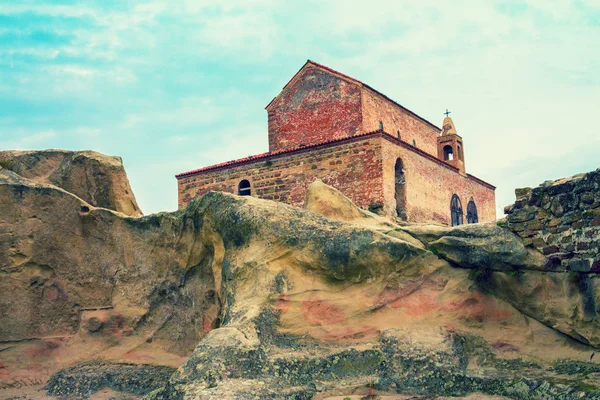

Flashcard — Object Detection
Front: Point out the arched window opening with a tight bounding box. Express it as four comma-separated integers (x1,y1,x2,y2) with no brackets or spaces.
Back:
467,198,478,224
450,194,463,226
238,179,251,196
394,158,406,220
397,130,401,139
457,144,463,161
443,145,454,161
412,139,416,146
379,121,384,130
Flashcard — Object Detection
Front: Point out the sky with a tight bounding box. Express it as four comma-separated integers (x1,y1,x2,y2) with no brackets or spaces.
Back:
0,0,599,217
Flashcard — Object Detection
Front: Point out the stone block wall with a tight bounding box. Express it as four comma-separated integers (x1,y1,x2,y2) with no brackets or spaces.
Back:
178,137,384,210
505,168,600,272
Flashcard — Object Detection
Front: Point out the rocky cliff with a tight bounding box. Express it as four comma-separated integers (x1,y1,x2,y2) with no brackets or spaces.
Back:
0,152,599,399
0,150,142,217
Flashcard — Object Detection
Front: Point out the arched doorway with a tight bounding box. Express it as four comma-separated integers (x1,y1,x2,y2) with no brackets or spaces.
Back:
450,194,463,226
467,198,478,224
238,179,251,196
394,159,406,219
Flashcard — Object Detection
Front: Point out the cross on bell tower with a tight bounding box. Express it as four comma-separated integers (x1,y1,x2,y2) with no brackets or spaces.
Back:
444,109,451,117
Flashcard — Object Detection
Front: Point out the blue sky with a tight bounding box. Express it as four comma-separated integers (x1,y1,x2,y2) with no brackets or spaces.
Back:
0,0,599,217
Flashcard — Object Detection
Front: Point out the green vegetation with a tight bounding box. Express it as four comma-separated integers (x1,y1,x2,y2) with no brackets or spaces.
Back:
0,159,12,170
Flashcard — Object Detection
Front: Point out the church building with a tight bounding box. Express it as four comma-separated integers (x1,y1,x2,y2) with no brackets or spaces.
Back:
176,61,496,226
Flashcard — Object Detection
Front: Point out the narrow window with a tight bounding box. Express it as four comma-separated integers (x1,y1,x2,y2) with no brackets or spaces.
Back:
412,139,416,146
467,198,478,224
443,145,454,161
397,130,401,139
450,194,463,226
394,158,406,219
379,121,384,130
238,179,251,196
457,144,463,161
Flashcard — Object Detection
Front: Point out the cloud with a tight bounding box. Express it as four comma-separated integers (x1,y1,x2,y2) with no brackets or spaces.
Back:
0,130,57,149
0,0,597,216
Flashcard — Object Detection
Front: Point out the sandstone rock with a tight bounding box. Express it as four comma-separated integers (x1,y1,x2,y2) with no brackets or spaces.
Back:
0,149,142,216
482,271,600,347
2,153,600,399
397,223,546,271
0,168,217,380
304,179,424,248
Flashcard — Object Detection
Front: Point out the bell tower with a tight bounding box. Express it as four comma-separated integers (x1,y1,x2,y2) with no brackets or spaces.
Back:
437,110,466,175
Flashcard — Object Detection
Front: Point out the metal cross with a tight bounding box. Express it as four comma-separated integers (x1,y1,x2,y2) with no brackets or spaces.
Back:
444,109,451,117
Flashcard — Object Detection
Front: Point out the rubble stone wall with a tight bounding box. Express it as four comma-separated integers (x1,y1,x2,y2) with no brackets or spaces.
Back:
505,168,600,272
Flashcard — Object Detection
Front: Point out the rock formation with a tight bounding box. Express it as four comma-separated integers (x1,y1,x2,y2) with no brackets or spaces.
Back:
0,149,142,216
0,151,599,399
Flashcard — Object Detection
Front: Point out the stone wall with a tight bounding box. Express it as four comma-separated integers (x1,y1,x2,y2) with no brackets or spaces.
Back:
178,133,496,224
505,168,600,272
178,136,384,210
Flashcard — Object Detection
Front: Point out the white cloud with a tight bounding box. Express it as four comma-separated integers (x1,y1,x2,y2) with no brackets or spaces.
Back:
0,130,57,150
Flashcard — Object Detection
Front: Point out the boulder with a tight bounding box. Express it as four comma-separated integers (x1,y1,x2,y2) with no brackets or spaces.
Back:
397,223,547,271
304,179,424,248
0,149,142,216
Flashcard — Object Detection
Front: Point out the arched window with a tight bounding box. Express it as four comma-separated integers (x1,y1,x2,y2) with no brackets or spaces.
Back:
394,158,406,219
443,145,454,161
450,194,463,226
238,179,251,196
457,144,463,161
379,121,384,130
467,198,478,224
397,130,401,139
412,139,416,146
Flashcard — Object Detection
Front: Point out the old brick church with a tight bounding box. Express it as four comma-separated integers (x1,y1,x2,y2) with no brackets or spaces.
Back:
177,60,496,226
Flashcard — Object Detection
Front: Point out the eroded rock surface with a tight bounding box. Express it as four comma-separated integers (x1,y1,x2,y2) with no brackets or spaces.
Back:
1,151,599,399
0,149,142,216
0,168,217,388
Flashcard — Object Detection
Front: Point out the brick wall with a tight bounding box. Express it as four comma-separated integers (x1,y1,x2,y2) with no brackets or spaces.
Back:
361,89,441,158
178,137,384,210
380,138,496,224
267,66,362,153
505,169,600,272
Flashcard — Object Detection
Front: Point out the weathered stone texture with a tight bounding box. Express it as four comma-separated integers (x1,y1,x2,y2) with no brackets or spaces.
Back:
0,149,142,216
505,168,600,272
